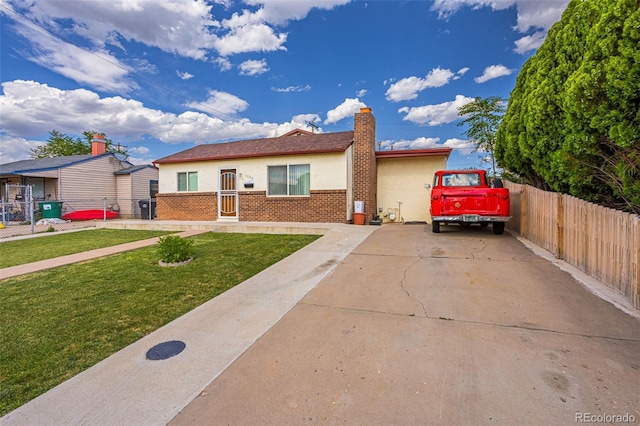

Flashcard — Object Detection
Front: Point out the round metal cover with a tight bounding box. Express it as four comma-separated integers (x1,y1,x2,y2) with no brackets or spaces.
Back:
146,340,186,360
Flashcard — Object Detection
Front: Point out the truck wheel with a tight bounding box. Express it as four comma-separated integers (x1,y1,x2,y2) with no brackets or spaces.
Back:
491,178,504,188
493,222,505,235
432,221,440,233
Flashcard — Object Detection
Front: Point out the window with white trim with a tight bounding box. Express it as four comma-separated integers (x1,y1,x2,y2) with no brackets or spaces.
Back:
177,171,198,191
268,164,310,196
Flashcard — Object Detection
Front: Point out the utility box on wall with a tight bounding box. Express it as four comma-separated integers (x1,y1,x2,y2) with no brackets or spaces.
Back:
354,201,364,213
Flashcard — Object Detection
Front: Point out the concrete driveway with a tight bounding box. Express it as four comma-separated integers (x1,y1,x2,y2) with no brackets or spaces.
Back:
171,224,640,425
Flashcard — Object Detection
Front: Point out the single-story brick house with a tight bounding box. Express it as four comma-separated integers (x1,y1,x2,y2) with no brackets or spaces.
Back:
153,108,451,224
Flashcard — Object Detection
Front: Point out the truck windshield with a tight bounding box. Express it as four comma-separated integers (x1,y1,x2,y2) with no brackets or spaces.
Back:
442,173,481,187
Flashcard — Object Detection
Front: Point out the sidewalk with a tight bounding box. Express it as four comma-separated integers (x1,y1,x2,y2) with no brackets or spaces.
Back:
1,223,377,425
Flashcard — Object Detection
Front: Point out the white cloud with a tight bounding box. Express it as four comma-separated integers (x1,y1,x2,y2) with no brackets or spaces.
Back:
185,90,248,117
11,19,135,93
13,0,219,60
454,67,469,80
385,67,457,102
0,135,45,164
431,0,570,54
271,85,312,93
514,31,547,54
0,80,329,161
474,64,514,83
324,98,368,125
444,138,475,155
356,89,368,97
398,95,474,126
215,57,233,71
6,0,351,61
431,0,515,19
176,70,194,80
243,0,352,26
238,59,269,76
380,137,442,151
514,0,569,33
214,22,287,56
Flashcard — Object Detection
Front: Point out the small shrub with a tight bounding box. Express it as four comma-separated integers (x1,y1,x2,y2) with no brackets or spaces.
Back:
46,226,55,233
157,235,194,263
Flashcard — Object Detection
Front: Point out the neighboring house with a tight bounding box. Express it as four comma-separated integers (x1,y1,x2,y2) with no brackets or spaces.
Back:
0,135,158,219
154,108,451,224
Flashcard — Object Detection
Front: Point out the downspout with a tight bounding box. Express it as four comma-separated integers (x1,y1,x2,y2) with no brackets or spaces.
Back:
57,168,61,200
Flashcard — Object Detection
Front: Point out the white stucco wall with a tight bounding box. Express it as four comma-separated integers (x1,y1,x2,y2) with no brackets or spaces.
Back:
376,156,448,223
158,151,349,194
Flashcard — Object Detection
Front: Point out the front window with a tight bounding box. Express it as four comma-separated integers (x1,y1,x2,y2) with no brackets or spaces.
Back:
24,177,45,199
177,172,198,191
268,164,310,196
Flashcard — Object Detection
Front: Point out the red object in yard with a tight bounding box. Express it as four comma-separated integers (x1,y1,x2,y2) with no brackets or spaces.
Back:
61,210,119,221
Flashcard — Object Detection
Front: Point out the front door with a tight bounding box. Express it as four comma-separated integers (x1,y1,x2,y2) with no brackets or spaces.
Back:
219,169,237,219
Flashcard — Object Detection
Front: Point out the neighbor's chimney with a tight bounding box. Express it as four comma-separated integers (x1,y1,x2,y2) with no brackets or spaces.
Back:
92,133,106,156
353,107,376,224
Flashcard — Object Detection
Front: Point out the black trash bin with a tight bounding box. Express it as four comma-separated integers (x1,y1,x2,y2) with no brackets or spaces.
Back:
139,200,150,219
139,200,156,219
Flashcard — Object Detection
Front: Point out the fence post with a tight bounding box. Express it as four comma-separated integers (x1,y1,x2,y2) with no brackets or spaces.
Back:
636,218,640,309
520,185,528,239
556,193,564,259
28,185,34,234
103,197,107,222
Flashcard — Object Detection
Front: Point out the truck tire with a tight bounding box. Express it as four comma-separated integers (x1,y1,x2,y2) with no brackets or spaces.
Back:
432,221,440,233
493,222,505,235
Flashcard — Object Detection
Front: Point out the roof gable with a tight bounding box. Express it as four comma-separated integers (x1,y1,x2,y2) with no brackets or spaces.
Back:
154,130,354,164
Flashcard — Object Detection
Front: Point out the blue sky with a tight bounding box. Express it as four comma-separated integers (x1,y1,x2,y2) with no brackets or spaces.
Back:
0,0,569,168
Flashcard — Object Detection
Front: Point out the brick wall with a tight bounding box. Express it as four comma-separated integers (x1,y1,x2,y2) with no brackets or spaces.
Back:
156,192,217,220
353,108,377,224
239,190,347,222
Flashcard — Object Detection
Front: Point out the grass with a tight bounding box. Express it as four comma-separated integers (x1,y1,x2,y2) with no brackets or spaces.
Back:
0,232,320,416
0,229,174,268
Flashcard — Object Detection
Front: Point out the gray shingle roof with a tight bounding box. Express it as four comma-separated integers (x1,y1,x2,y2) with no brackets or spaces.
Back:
0,155,95,174
0,154,134,175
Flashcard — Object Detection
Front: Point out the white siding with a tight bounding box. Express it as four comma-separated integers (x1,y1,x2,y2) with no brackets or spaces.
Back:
158,152,349,194
377,156,448,223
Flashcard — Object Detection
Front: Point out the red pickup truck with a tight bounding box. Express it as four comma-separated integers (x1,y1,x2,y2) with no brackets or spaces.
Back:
427,169,510,234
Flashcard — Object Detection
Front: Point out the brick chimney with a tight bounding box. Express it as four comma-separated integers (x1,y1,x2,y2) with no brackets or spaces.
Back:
353,107,377,224
92,133,106,156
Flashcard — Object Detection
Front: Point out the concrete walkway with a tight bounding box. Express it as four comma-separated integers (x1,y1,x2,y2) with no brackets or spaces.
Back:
1,223,639,425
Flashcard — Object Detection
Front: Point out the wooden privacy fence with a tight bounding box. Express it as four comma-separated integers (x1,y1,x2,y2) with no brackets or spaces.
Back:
504,181,640,309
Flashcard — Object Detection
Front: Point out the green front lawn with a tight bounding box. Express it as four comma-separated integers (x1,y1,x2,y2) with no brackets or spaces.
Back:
0,232,320,416
0,229,174,268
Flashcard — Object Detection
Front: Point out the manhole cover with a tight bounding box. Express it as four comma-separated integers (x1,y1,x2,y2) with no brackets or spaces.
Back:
146,340,186,360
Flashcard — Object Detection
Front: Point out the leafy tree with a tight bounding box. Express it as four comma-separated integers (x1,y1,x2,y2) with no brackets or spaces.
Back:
496,0,639,213
30,131,127,159
457,96,504,177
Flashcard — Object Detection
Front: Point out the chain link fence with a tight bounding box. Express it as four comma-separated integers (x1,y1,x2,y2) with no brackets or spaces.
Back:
1,186,156,239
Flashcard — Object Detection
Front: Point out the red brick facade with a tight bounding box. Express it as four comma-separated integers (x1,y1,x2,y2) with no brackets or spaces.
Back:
156,192,218,220
239,190,347,222
352,108,377,224
156,190,347,222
